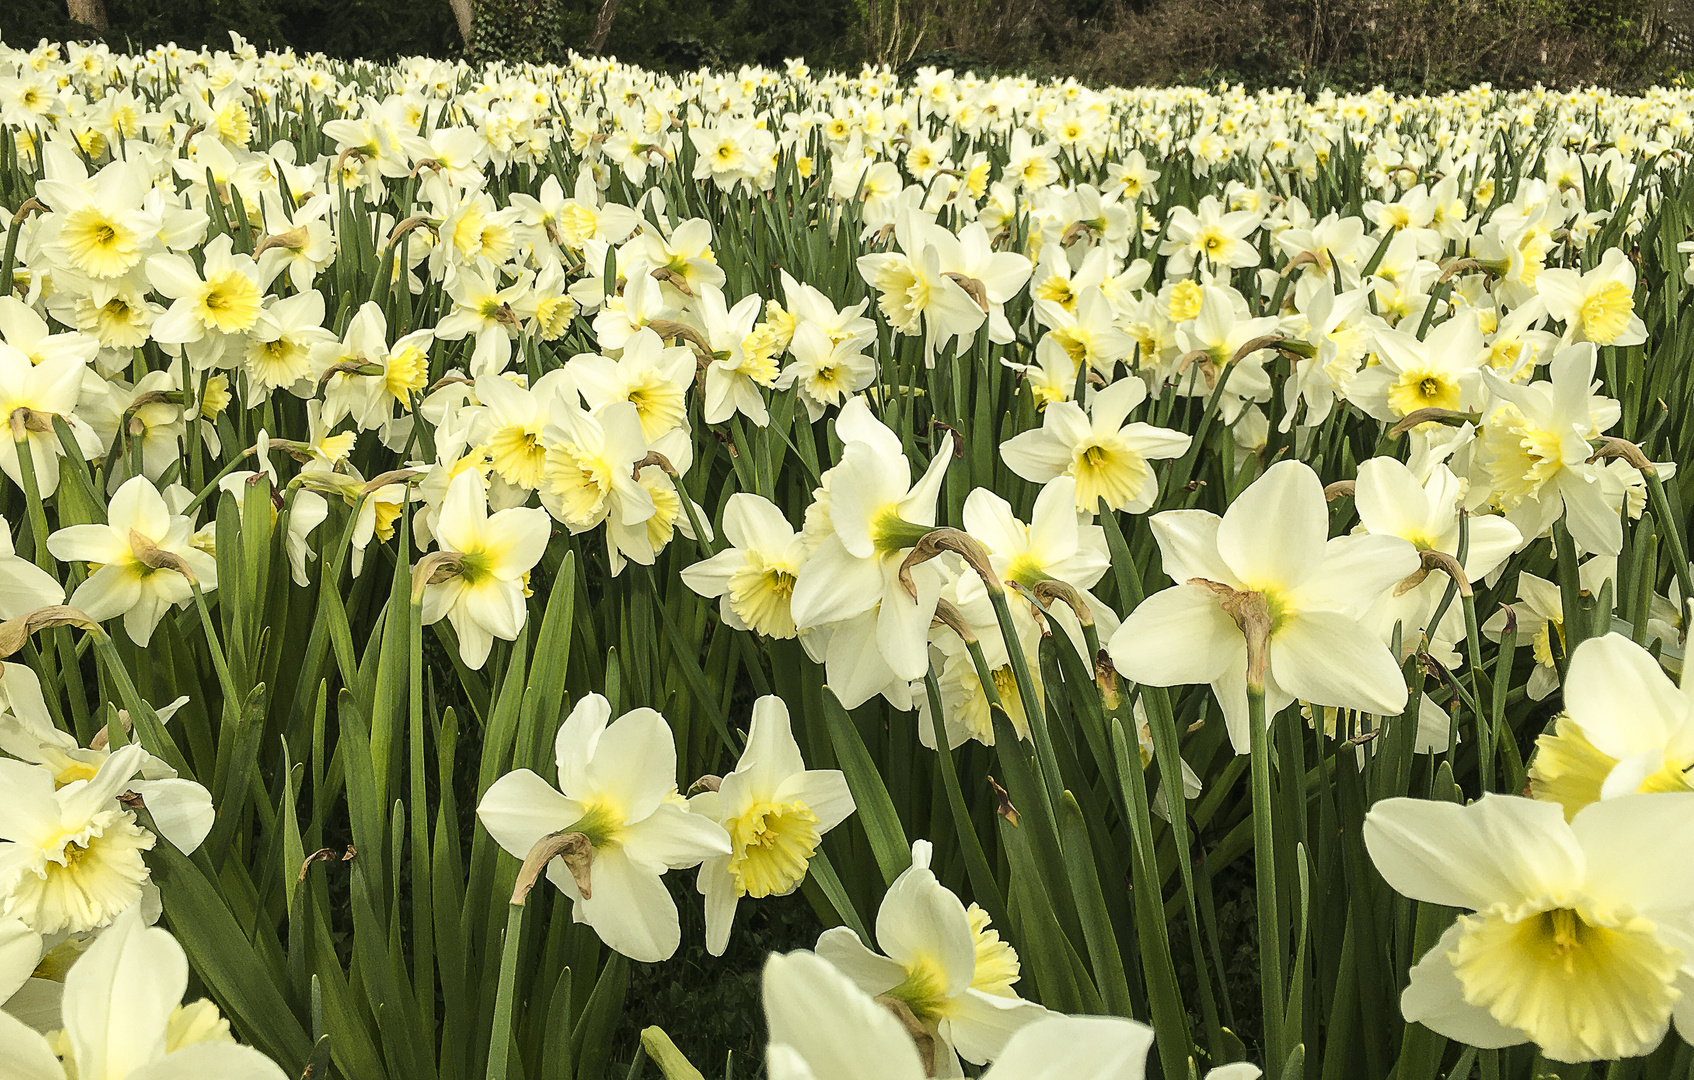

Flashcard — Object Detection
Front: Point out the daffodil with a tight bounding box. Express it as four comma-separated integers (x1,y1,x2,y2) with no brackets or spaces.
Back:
0,904,289,1080
0,515,63,618
1538,249,1647,348
568,328,694,442
1000,378,1191,514
763,950,1155,1080
1352,457,1522,665
0,341,100,498
467,370,575,495
789,398,951,705
1528,633,1694,820
1161,195,1262,275
35,156,160,281
1109,460,1420,752
47,475,217,647
690,696,853,955
244,289,335,396
1481,565,1610,702
1352,310,1490,424
1475,343,1623,556
815,840,1046,1069
538,399,654,539
681,493,806,639
420,470,551,668
147,235,274,364
697,284,778,426
476,694,731,963
1365,792,1694,1063
0,664,209,858
776,320,877,421
0,744,154,935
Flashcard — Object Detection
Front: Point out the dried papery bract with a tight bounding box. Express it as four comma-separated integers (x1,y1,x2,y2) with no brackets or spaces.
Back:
511,829,595,904
899,527,999,600
0,604,100,658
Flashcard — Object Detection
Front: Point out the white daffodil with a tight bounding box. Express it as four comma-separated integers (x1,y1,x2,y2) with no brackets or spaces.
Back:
1161,195,1261,275
681,493,806,640
0,744,153,935
690,696,853,955
420,470,551,669
1528,633,1694,820
1481,565,1611,702
0,913,53,1031
1365,792,1694,1063
1352,310,1490,424
697,285,778,427
1109,460,1420,752
789,398,951,706
147,234,274,366
0,298,97,376
244,289,334,397
0,341,100,498
47,475,217,647
538,399,654,541
925,592,1045,749
763,949,1155,1080
568,328,694,443
216,449,329,588
0,904,288,1080
35,157,161,282
467,370,575,495
1039,289,1134,378
815,840,1046,1069
310,301,433,432
857,217,986,362
0,515,63,618
1000,378,1191,514
1537,248,1647,348
953,476,1120,660
476,694,730,962
0,664,210,855
1352,457,1522,665
1475,342,1622,555
433,267,528,377
777,320,877,421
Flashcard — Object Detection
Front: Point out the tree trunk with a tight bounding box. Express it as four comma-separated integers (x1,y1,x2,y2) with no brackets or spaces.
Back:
447,0,475,48
587,0,622,54
66,0,108,30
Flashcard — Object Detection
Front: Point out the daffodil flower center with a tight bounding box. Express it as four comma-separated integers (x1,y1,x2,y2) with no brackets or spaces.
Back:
1449,904,1683,1062
871,507,933,556
727,799,820,898
1579,280,1633,343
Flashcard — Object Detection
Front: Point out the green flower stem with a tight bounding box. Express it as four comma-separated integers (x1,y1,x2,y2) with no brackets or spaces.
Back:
1249,681,1287,1068
1645,468,1694,631
12,429,55,573
987,584,1065,812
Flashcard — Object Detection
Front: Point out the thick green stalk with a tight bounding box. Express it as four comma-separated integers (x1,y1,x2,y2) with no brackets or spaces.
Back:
1250,682,1287,1068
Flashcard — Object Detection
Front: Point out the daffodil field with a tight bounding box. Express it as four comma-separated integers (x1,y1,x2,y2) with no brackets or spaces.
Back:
13,30,1694,1080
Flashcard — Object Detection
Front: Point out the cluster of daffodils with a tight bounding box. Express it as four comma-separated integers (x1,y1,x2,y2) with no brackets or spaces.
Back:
477,693,853,962
6,28,1694,1079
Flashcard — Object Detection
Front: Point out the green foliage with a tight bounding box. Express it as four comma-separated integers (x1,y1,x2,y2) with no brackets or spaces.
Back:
474,0,562,63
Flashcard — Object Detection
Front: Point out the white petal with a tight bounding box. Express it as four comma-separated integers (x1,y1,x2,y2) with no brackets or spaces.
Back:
1363,794,1580,911
874,867,975,996
977,1013,1151,1080
763,951,927,1080
1401,922,1527,1050
1108,585,1241,687
1217,460,1327,589
570,845,680,963
1269,610,1408,716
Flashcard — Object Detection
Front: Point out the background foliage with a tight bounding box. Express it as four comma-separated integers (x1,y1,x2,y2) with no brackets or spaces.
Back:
0,0,1679,89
